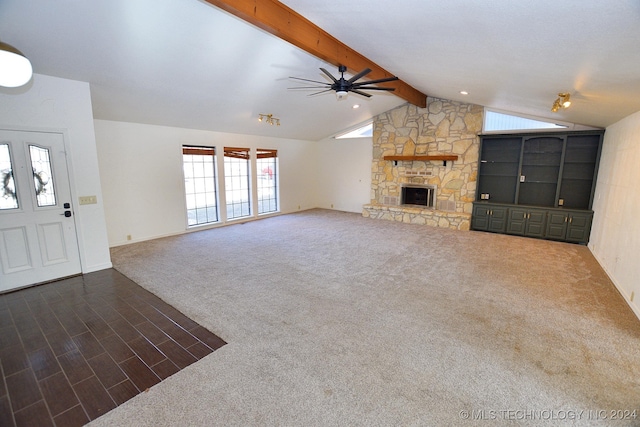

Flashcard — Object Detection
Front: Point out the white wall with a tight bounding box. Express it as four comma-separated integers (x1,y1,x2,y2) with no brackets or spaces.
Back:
315,135,373,213
590,110,640,318
94,120,318,246
0,74,112,272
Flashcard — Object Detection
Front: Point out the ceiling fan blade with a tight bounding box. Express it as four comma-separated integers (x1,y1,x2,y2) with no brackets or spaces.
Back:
353,86,396,91
352,76,399,86
288,86,334,90
347,68,372,83
319,68,339,83
289,76,331,85
350,89,373,98
308,89,334,96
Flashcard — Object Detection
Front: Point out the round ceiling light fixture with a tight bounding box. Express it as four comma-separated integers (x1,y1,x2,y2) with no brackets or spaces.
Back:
0,41,33,88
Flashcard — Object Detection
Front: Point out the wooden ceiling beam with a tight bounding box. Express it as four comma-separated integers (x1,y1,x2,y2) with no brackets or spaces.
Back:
204,0,427,108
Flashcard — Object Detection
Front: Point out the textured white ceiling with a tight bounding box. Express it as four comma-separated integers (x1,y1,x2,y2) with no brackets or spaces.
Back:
2,0,639,140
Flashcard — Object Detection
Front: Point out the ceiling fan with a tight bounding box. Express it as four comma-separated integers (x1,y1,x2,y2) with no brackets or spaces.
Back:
289,65,399,100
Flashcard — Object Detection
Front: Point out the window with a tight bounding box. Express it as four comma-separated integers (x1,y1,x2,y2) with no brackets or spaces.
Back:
29,145,56,207
0,143,18,210
483,110,568,133
183,146,218,226
335,122,372,139
256,149,278,214
224,147,251,219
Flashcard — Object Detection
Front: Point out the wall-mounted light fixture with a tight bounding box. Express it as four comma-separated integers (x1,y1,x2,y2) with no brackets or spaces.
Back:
551,93,571,112
258,114,280,126
0,41,33,88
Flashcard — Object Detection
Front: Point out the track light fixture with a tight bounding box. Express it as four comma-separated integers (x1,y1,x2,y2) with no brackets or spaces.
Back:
258,114,280,126
0,41,33,87
551,93,571,112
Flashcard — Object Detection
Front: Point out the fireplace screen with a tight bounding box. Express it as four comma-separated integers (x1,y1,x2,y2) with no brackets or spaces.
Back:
401,185,436,208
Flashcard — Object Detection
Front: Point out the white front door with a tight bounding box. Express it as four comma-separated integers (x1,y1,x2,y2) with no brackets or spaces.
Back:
0,130,81,292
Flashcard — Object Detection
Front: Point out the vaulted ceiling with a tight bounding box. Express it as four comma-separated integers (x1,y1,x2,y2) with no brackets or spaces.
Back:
2,0,639,140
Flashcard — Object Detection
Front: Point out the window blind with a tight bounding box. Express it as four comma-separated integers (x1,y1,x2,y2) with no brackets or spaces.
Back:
182,146,215,156
256,149,277,159
224,147,250,160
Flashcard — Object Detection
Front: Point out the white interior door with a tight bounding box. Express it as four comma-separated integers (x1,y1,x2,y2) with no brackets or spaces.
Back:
0,130,81,292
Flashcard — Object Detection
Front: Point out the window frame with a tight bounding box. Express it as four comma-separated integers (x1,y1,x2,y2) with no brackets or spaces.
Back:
223,146,251,220
182,145,219,227
256,148,279,215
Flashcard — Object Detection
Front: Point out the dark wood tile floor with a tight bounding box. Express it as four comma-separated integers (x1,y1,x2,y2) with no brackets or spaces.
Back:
0,269,226,427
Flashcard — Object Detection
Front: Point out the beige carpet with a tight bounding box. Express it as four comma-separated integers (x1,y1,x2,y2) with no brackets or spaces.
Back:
90,209,640,426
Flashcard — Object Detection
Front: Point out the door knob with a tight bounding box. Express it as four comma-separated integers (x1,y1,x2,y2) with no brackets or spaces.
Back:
61,211,72,217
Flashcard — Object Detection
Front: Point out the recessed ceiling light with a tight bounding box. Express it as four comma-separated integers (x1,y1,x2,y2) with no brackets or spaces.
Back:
460,91,469,95
352,104,360,109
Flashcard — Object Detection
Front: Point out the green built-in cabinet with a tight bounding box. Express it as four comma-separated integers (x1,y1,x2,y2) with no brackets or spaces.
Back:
472,131,603,244
472,202,593,244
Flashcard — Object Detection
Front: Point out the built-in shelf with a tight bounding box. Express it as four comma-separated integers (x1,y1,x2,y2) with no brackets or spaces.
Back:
383,155,459,166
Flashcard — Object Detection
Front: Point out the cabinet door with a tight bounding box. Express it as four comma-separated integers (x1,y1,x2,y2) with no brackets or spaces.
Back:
506,208,527,235
525,209,547,238
471,204,490,230
518,136,564,207
565,212,593,243
487,206,508,232
545,212,568,240
507,207,547,237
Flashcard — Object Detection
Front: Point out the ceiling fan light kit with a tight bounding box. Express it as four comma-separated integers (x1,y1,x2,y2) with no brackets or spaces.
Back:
258,113,280,126
0,41,33,88
290,65,399,100
551,93,571,112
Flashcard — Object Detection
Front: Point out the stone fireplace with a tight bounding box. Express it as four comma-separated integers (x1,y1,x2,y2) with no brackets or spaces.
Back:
362,97,483,230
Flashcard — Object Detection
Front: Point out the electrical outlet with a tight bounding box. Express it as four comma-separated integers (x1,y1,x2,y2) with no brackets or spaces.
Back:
558,199,564,206
79,195,97,205
631,292,635,302
520,175,526,182
127,234,132,241
298,205,301,210
331,204,334,208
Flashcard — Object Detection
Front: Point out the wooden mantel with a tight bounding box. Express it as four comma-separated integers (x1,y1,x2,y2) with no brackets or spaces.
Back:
383,155,459,165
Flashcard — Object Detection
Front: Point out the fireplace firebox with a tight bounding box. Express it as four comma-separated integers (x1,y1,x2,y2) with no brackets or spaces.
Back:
401,184,436,208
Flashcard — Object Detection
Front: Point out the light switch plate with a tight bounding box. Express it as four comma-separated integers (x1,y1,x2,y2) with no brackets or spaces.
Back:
79,195,97,205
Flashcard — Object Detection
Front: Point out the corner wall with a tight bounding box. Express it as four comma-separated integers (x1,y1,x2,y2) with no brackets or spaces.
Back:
314,134,373,213
0,74,112,273
589,110,640,318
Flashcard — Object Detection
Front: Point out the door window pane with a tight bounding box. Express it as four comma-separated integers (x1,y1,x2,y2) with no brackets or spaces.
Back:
0,144,18,210
29,145,56,207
